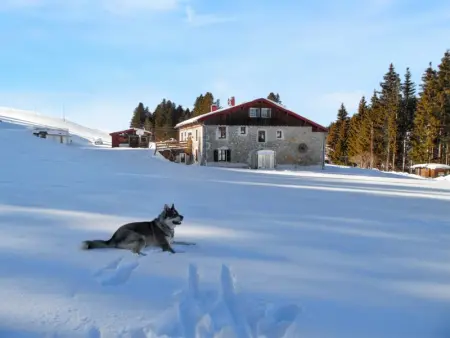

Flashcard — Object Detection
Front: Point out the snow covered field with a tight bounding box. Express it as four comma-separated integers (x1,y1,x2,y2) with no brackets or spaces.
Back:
1,121,450,338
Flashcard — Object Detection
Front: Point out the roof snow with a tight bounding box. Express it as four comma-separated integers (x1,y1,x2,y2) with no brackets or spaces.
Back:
411,163,450,170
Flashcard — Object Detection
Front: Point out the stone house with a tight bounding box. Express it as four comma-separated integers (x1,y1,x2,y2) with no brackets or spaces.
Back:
173,97,328,169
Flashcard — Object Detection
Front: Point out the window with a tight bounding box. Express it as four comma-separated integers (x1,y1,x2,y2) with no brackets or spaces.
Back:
217,126,227,139
240,126,247,135
214,149,231,162
261,108,271,118
218,149,227,161
258,130,266,143
276,130,283,139
249,107,260,118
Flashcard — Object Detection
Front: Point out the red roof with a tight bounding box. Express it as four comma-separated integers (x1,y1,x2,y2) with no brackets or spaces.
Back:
109,128,151,136
174,98,327,132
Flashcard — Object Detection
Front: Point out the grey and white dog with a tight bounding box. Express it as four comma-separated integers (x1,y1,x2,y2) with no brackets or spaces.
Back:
81,204,193,255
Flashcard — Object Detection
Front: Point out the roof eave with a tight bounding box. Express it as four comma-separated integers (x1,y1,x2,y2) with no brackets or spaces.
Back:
174,97,328,131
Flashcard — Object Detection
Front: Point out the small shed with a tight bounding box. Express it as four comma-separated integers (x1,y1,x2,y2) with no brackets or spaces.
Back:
32,127,71,144
109,128,152,148
411,163,450,178
250,149,276,169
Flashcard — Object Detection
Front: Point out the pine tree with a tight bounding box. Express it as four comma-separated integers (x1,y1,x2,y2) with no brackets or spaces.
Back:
192,92,216,117
347,114,360,163
398,67,417,170
332,103,350,164
379,63,402,170
410,63,440,163
347,96,371,167
130,102,146,128
130,110,140,129
436,50,450,163
326,122,338,149
143,116,152,132
267,92,282,104
326,121,339,161
357,96,371,159
367,90,385,168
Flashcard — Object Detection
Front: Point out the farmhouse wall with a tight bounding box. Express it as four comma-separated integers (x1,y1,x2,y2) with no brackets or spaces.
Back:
202,125,326,166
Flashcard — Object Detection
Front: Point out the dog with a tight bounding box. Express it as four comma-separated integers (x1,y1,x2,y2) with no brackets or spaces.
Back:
81,203,192,255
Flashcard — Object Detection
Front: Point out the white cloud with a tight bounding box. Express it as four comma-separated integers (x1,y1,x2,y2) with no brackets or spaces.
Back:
185,5,236,27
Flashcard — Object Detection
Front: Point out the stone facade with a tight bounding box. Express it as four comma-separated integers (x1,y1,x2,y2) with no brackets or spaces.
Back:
202,125,326,167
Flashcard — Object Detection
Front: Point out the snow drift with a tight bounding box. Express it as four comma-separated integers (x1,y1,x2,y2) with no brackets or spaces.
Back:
0,107,111,145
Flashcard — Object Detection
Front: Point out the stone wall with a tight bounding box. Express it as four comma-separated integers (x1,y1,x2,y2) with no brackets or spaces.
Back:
203,125,326,166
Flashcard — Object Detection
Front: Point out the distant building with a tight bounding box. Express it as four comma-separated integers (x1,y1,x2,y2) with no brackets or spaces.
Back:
109,128,152,148
174,97,328,169
32,127,71,144
411,163,450,178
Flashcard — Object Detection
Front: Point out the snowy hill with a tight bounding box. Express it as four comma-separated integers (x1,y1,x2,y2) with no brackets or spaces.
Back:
0,107,111,145
1,121,450,337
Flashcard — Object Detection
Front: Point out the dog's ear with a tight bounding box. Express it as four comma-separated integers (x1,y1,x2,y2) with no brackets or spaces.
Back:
171,203,174,209
164,204,169,211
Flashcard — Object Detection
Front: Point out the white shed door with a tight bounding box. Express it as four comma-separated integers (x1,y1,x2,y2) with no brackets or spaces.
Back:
258,153,274,169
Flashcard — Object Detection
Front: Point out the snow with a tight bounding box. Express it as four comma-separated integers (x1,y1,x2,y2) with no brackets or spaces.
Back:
2,120,450,337
436,175,450,181
0,107,112,146
411,163,450,170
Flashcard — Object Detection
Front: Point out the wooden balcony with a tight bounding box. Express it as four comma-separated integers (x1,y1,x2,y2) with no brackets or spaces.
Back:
155,141,188,151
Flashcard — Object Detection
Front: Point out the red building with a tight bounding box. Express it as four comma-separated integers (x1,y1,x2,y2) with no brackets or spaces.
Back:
109,128,153,148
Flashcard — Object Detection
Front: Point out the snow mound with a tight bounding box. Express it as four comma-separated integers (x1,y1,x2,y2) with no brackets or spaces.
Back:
0,107,111,146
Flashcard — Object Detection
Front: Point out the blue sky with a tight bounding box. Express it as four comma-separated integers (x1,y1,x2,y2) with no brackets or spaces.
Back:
0,0,449,131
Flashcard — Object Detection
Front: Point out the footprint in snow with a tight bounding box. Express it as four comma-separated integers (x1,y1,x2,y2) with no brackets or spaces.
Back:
150,264,302,338
93,256,140,287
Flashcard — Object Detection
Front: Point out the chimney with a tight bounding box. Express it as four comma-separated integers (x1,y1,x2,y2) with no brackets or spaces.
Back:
210,104,218,112
227,96,235,106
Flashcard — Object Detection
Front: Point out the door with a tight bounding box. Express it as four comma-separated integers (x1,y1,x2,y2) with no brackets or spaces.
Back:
257,152,274,169
129,135,139,148
258,154,268,169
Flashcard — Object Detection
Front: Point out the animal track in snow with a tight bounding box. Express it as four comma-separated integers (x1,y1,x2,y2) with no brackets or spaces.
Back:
93,256,140,287
150,264,302,338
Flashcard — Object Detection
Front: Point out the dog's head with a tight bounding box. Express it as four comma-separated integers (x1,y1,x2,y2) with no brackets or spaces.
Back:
159,203,184,228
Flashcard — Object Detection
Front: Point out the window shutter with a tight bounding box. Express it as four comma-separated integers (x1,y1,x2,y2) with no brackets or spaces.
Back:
213,149,218,162
226,149,231,162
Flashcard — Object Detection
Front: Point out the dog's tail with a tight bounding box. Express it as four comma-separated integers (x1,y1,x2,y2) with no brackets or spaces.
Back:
81,239,114,250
